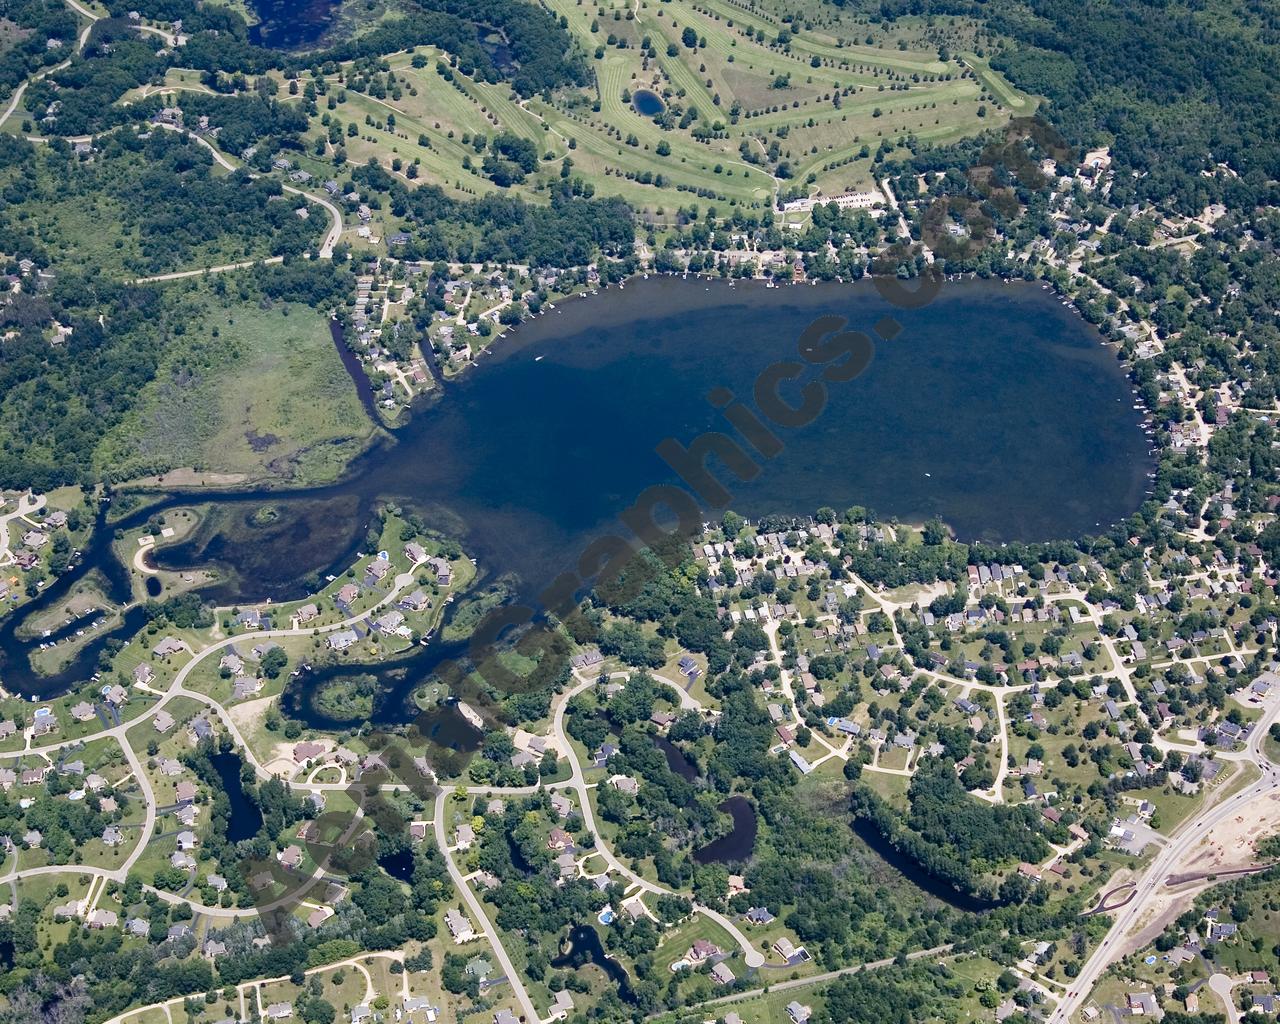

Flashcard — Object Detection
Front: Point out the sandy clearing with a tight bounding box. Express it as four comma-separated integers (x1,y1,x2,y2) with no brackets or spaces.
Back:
227,695,296,772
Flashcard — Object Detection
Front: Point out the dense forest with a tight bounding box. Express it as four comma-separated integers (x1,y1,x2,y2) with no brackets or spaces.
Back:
103,0,587,96
818,961,970,1024
838,0,1280,210
0,0,80,98
348,161,636,268
176,92,310,157
850,758,1050,902
102,131,320,268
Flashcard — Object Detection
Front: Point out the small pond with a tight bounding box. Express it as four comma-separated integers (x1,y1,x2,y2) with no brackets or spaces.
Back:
693,794,757,865
249,0,341,48
209,750,263,843
632,89,665,116
552,924,635,1002
652,734,697,782
851,819,998,913
378,846,415,882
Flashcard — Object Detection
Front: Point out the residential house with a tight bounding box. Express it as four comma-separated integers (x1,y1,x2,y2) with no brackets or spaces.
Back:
400,589,430,612
570,649,603,670
327,629,359,651
152,637,187,657
786,1002,811,1024
445,908,475,943
293,741,327,763
710,962,735,985
233,676,262,699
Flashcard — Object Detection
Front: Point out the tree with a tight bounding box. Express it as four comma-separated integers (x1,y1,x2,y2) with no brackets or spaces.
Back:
261,647,288,679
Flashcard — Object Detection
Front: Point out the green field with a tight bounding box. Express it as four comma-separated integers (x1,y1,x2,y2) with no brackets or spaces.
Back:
0,137,321,278
288,0,1030,223
96,282,377,485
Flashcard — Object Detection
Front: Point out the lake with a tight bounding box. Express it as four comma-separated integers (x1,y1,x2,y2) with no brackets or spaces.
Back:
248,0,341,49
353,277,1150,590
0,278,1153,702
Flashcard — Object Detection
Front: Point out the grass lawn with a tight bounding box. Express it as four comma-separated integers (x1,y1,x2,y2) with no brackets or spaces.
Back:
961,52,1038,114
655,913,744,970
859,767,910,806
292,0,1025,225
692,984,828,1024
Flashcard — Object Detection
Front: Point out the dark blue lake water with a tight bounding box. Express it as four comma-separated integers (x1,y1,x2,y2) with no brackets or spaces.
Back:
0,278,1152,701
633,90,665,116
209,750,263,842
693,795,757,865
248,0,340,49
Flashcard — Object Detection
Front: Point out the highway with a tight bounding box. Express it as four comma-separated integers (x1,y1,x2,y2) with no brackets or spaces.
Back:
1049,692,1280,1024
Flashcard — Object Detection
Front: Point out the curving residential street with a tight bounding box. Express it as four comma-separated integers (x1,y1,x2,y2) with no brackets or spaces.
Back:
550,672,766,968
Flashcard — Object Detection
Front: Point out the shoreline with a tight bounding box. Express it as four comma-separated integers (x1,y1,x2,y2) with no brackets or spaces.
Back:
0,273,1157,697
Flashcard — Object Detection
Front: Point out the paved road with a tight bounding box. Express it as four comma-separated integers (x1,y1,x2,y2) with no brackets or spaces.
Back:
0,493,47,567
132,255,283,284
0,4,88,133
98,949,407,1024
63,0,99,22
1049,694,1280,1024
0,569,421,898
551,672,766,968
685,942,954,1015
1208,973,1240,1024
434,793,540,1023
152,124,343,258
